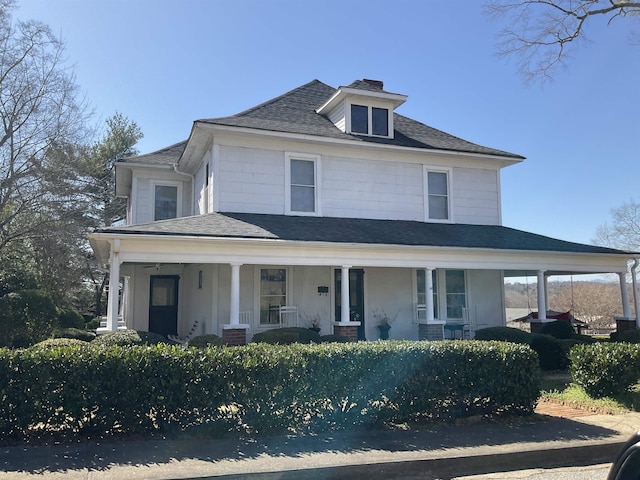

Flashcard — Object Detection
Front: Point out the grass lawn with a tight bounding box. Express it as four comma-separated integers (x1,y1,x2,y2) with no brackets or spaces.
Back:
540,371,640,414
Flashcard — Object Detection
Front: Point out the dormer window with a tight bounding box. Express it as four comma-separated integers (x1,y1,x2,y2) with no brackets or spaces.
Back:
316,79,406,140
349,104,390,137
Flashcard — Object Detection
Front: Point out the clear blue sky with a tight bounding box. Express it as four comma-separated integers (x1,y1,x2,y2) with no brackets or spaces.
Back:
18,0,640,247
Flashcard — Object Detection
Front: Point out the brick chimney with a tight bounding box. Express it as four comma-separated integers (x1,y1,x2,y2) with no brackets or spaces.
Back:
363,79,384,90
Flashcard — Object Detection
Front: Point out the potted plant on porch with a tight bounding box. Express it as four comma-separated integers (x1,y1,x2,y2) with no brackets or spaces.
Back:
372,308,397,340
302,312,322,334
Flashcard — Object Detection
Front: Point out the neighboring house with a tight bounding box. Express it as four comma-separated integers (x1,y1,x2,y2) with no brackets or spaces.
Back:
89,79,637,344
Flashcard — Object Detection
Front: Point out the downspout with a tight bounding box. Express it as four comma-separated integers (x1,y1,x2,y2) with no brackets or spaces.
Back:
632,259,639,328
173,163,195,216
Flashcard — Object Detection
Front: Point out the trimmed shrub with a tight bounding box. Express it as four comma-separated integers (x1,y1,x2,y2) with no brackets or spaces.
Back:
85,317,101,330
570,342,640,398
56,309,85,330
610,329,640,344
0,340,540,442
52,328,96,343
251,327,322,344
474,326,531,344
187,334,223,348
319,334,351,343
539,320,574,339
530,334,567,371
0,290,57,348
29,338,95,350
92,330,171,347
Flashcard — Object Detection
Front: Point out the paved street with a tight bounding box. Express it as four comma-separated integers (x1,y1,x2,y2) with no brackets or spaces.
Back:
453,464,611,480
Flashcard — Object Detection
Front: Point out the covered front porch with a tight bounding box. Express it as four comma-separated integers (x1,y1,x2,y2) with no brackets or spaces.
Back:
89,213,638,345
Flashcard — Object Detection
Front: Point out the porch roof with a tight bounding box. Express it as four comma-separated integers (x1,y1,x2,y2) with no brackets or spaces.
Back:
95,212,632,256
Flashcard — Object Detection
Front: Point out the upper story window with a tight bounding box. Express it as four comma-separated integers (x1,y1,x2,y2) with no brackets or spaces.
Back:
425,168,451,221
349,104,390,137
286,153,321,215
154,183,180,220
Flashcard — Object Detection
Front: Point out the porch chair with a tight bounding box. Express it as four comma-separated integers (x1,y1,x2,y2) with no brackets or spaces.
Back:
279,306,299,327
463,306,487,338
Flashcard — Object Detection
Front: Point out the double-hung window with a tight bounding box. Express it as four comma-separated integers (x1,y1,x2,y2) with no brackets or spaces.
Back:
259,268,287,325
154,183,179,220
349,104,390,137
445,270,466,319
425,168,451,221
286,153,320,215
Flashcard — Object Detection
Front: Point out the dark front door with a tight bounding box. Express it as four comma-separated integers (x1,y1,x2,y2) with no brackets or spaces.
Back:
149,275,179,336
335,269,365,340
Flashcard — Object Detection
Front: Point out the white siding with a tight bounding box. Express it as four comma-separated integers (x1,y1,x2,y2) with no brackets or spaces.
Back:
452,167,500,225
217,146,285,214
466,269,505,331
328,101,346,132
322,156,424,220
131,169,192,224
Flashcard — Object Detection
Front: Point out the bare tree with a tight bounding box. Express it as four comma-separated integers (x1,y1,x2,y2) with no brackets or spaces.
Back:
0,0,90,254
593,199,640,251
549,281,621,331
485,1,640,81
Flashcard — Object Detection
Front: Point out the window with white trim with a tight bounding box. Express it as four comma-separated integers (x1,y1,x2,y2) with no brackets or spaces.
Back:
154,184,179,220
286,153,320,215
445,270,466,319
349,104,390,137
425,169,451,221
259,268,287,325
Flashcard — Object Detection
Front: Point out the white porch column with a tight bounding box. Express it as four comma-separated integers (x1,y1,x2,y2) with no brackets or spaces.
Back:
619,272,632,319
425,268,435,323
230,263,242,325
537,270,547,321
105,246,121,332
341,265,351,323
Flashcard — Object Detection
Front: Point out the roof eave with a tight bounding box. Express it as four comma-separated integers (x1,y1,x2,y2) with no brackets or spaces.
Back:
193,122,524,165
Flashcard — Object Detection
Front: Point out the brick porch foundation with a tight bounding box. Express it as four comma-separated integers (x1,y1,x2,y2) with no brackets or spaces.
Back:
333,324,358,342
615,318,636,333
222,327,248,346
418,323,444,341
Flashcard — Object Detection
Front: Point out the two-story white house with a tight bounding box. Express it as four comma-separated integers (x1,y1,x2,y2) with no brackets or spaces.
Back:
89,79,637,344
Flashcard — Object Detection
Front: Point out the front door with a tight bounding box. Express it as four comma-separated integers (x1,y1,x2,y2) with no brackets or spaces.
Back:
149,275,179,336
335,269,365,340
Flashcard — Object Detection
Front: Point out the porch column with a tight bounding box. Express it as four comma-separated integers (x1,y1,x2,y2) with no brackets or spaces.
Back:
230,263,242,325
105,245,121,332
537,270,547,321
223,262,249,346
425,268,435,323
619,272,631,319
333,265,359,341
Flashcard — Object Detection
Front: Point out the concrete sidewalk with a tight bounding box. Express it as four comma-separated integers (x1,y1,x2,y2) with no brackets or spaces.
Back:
1,410,638,480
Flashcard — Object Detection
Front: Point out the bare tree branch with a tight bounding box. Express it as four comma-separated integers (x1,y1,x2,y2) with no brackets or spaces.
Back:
485,0,640,81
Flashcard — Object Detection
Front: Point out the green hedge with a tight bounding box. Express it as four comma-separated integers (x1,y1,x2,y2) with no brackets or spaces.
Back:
0,340,540,442
569,342,640,398
474,325,596,371
251,327,322,344
610,329,640,344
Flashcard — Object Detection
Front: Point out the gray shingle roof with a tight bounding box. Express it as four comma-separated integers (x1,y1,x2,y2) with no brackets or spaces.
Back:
197,80,524,159
96,212,628,255
117,140,187,166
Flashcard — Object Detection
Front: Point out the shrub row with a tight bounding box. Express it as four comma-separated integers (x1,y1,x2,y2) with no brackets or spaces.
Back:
569,342,640,398
0,340,540,441
474,324,595,370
